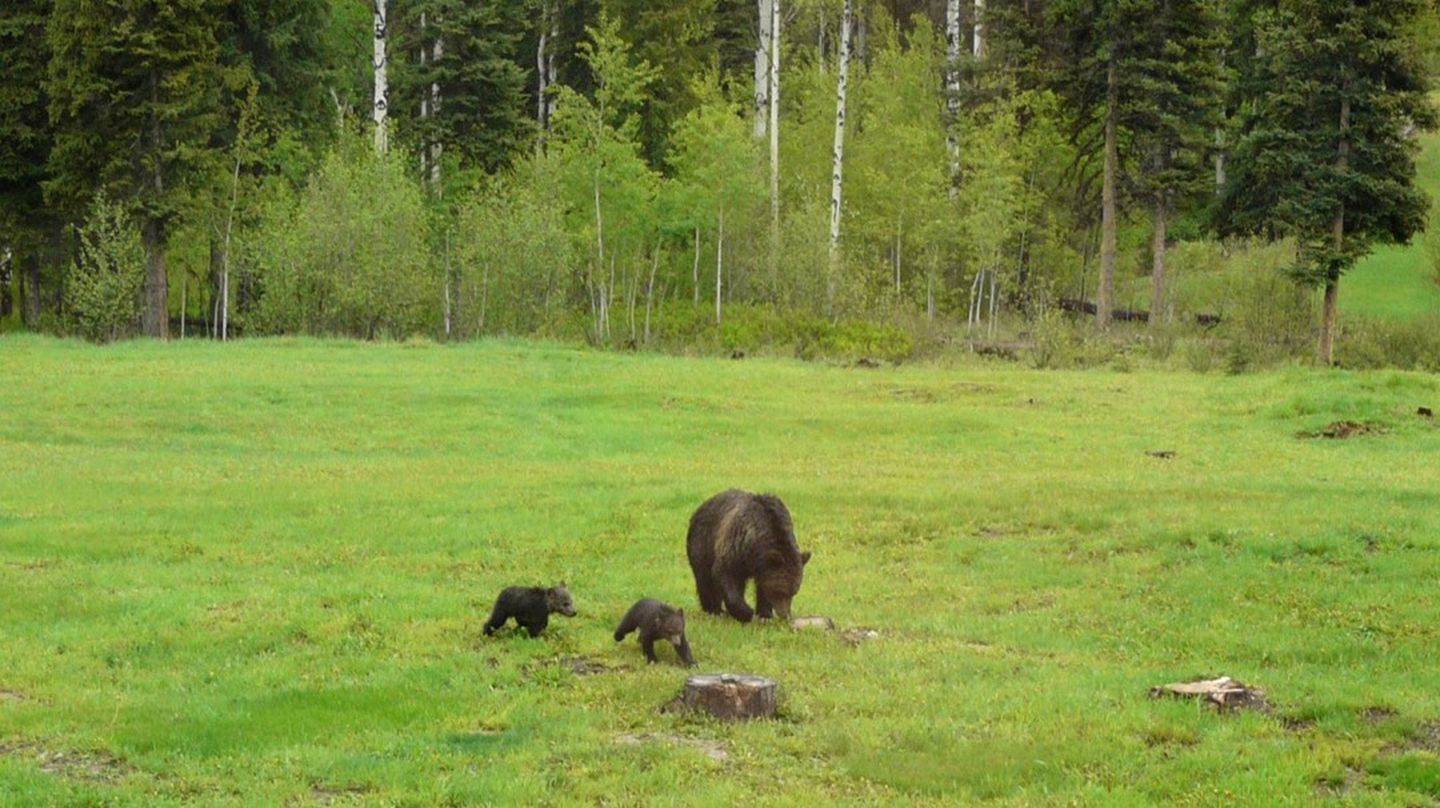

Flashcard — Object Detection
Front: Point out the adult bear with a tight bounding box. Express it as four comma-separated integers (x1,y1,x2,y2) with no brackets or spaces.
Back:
686,489,811,623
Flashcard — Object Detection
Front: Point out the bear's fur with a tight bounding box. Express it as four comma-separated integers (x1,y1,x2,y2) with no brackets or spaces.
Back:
483,582,576,637
686,489,811,623
614,598,696,667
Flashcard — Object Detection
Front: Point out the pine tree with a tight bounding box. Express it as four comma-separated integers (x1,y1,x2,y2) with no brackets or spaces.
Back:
600,0,718,167
1051,0,1223,327
1219,0,1435,364
395,0,534,178
1130,0,1224,325
48,0,227,338
0,0,53,327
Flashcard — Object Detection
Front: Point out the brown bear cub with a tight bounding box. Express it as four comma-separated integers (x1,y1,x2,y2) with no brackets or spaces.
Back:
613,598,696,667
686,489,811,623
483,582,576,637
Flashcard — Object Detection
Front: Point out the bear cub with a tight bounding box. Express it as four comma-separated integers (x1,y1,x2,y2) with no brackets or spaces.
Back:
483,582,576,637
613,598,696,667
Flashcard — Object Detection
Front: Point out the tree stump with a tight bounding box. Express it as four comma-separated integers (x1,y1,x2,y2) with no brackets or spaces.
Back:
1151,676,1269,712
681,674,777,721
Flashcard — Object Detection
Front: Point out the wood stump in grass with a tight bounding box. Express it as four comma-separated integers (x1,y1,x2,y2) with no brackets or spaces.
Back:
681,674,777,721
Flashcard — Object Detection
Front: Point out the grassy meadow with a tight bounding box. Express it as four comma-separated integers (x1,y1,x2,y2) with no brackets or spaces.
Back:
2,336,1440,805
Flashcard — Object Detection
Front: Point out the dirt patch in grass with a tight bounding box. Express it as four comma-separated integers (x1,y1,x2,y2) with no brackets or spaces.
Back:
0,689,27,704
566,656,619,676
1300,421,1388,439
310,783,374,804
616,732,728,763
1362,706,1399,724
0,741,133,783
890,382,998,403
1277,715,1316,733
1404,720,1440,752
526,655,625,677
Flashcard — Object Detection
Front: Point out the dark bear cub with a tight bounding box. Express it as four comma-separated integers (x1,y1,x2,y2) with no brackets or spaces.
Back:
614,598,696,667
686,489,812,623
483,582,576,637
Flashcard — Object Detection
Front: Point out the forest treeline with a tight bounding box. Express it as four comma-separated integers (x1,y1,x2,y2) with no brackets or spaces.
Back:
1,0,1437,366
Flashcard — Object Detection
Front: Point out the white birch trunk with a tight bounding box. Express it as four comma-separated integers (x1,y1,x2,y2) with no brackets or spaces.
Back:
946,0,961,186
537,2,549,128
692,226,701,306
537,1,557,133
644,244,659,344
755,0,773,139
1214,127,1226,193
715,207,725,326
545,13,557,126
973,0,985,59
430,34,443,191
1150,195,1166,328
594,174,606,341
769,0,781,231
829,0,852,263
221,153,240,342
372,0,389,154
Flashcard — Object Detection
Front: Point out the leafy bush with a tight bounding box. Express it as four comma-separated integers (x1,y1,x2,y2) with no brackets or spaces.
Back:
1336,315,1440,371
246,137,439,339
1212,259,1314,370
67,194,144,342
451,174,574,339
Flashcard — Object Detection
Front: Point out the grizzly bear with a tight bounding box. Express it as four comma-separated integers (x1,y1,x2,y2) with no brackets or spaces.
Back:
483,582,576,637
686,489,811,623
614,598,696,666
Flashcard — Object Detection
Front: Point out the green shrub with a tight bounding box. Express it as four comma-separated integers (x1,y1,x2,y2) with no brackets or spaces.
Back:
451,174,574,339
1027,307,1074,369
1213,261,1315,370
245,136,439,339
1337,315,1440,371
67,194,144,343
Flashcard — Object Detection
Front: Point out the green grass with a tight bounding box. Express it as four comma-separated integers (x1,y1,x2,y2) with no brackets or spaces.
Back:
1347,129,1440,320
3,336,1440,805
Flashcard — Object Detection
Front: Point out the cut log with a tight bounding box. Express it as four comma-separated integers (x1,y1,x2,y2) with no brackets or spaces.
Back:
681,674,777,721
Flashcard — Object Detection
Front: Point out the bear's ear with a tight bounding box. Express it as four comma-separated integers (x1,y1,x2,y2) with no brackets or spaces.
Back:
677,608,685,617
800,551,812,566
558,580,567,588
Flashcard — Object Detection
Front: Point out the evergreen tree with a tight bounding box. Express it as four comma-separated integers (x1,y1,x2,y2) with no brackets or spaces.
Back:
394,0,534,178
600,0,718,168
1131,0,1224,325
47,0,227,338
1219,0,1435,364
0,0,54,327
1051,0,1222,326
